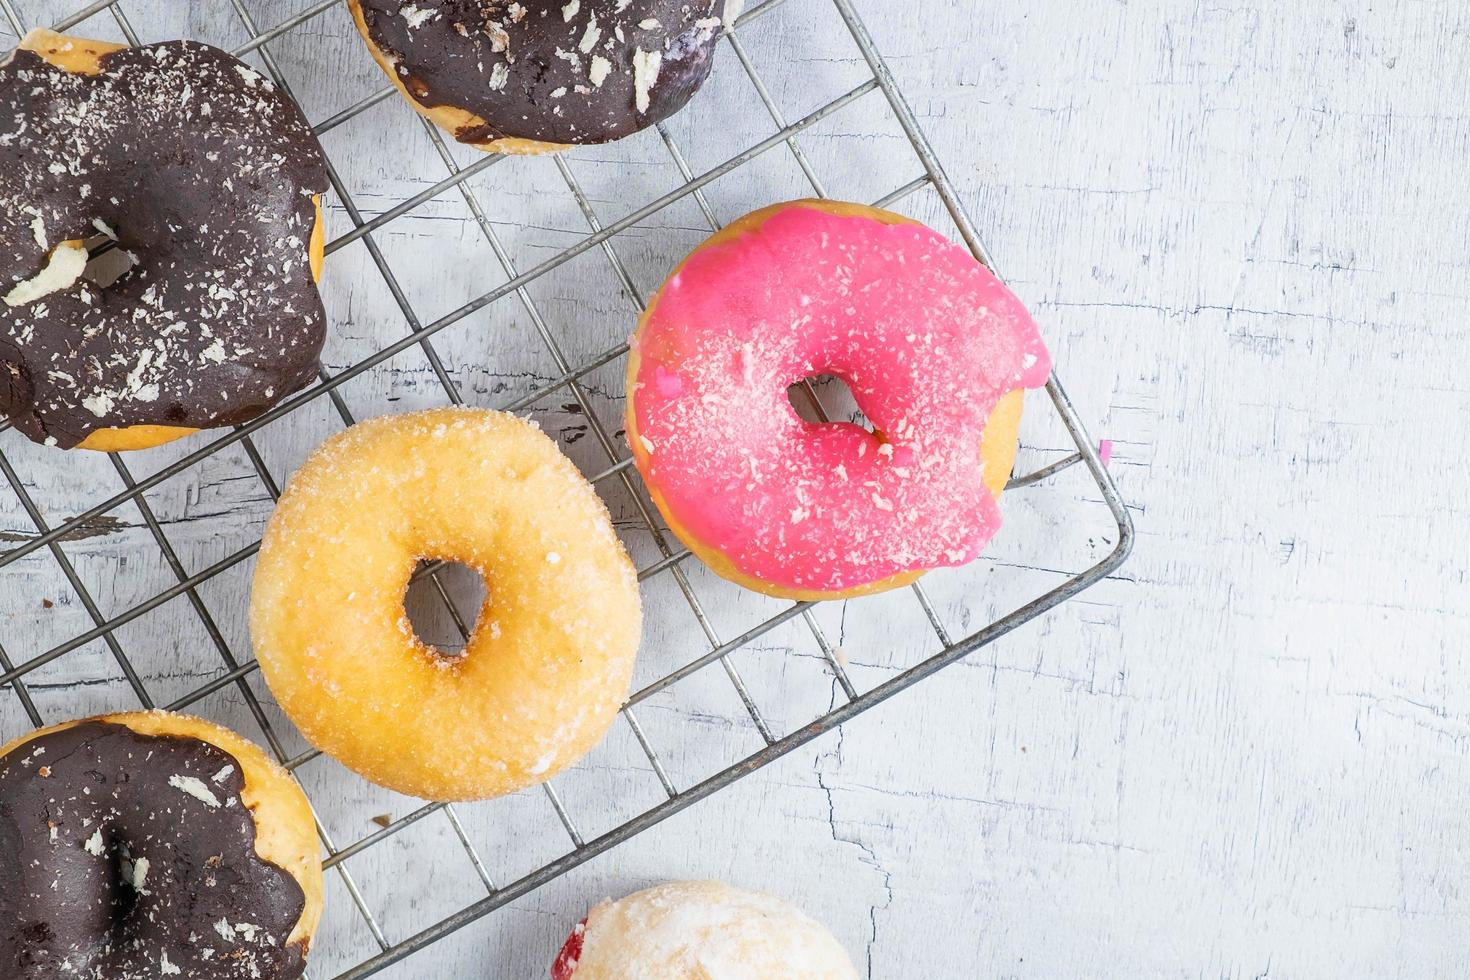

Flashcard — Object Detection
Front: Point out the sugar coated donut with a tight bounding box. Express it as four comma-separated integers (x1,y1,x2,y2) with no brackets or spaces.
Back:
552,880,858,979
627,199,1052,600
0,710,322,980
250,408,641,801
348,0,740,154
0,31,329,451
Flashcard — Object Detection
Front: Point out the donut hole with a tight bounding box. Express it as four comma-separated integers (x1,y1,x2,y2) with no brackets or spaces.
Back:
85,839,150,928
1,235,136,309
115,846,148,908
403,559,488,659
786,374,870,430
82,234,136,289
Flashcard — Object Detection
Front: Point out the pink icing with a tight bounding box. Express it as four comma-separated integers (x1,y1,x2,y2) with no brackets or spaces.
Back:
630,205,1052,593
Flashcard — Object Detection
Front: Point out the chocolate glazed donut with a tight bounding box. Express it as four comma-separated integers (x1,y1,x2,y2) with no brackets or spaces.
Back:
0,31,330,451
349,0,742,154
0,711,323,980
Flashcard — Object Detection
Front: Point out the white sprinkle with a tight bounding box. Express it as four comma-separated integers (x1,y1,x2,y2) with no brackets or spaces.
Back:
83,829,105,856
131,856,151,892
489,62,510,90
212,764,235,784
561,0,579,20
638,17,661,29
632,48,662,113
160,951,181,976
639,434,656,453
578,15,602,53
29,215,46,250
92,217,118,240
169,774,222,808
81,392,115,419
398,3,439,30
589,55,612,87
124,349,156,400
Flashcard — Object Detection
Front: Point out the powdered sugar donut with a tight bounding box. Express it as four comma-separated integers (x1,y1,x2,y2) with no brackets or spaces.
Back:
249,408,640,802
627,200,1051,600
552,880,857,979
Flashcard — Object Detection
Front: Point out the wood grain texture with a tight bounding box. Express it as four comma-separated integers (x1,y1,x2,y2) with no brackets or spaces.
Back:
2,0,1468,977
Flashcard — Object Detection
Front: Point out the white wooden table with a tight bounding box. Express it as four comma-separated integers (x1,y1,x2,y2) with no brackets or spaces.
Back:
3,0,1468,976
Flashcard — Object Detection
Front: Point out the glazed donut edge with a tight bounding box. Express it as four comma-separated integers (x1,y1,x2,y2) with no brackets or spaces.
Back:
0,709,324,952
626,199,1028,602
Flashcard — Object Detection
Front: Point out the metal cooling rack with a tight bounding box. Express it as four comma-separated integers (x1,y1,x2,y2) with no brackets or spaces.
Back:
0,0,1134,976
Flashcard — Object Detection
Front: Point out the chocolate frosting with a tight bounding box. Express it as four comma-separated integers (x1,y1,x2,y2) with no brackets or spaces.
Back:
0,721,307,980
0,40,330,448
355,0,732,145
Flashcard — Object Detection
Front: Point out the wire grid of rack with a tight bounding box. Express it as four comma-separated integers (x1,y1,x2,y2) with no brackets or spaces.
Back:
0,0,1133,975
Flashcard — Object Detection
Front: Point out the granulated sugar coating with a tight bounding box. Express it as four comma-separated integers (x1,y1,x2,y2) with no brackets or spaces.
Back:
553,880,858,979
249,408,641,802
628,200,1052,600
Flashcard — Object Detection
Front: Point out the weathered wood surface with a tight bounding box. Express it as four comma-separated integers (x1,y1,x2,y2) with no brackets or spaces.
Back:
2,0,1468,976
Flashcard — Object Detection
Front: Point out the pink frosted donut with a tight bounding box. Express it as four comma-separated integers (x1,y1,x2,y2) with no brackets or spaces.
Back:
551,880,858,979
626,200,1052,600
